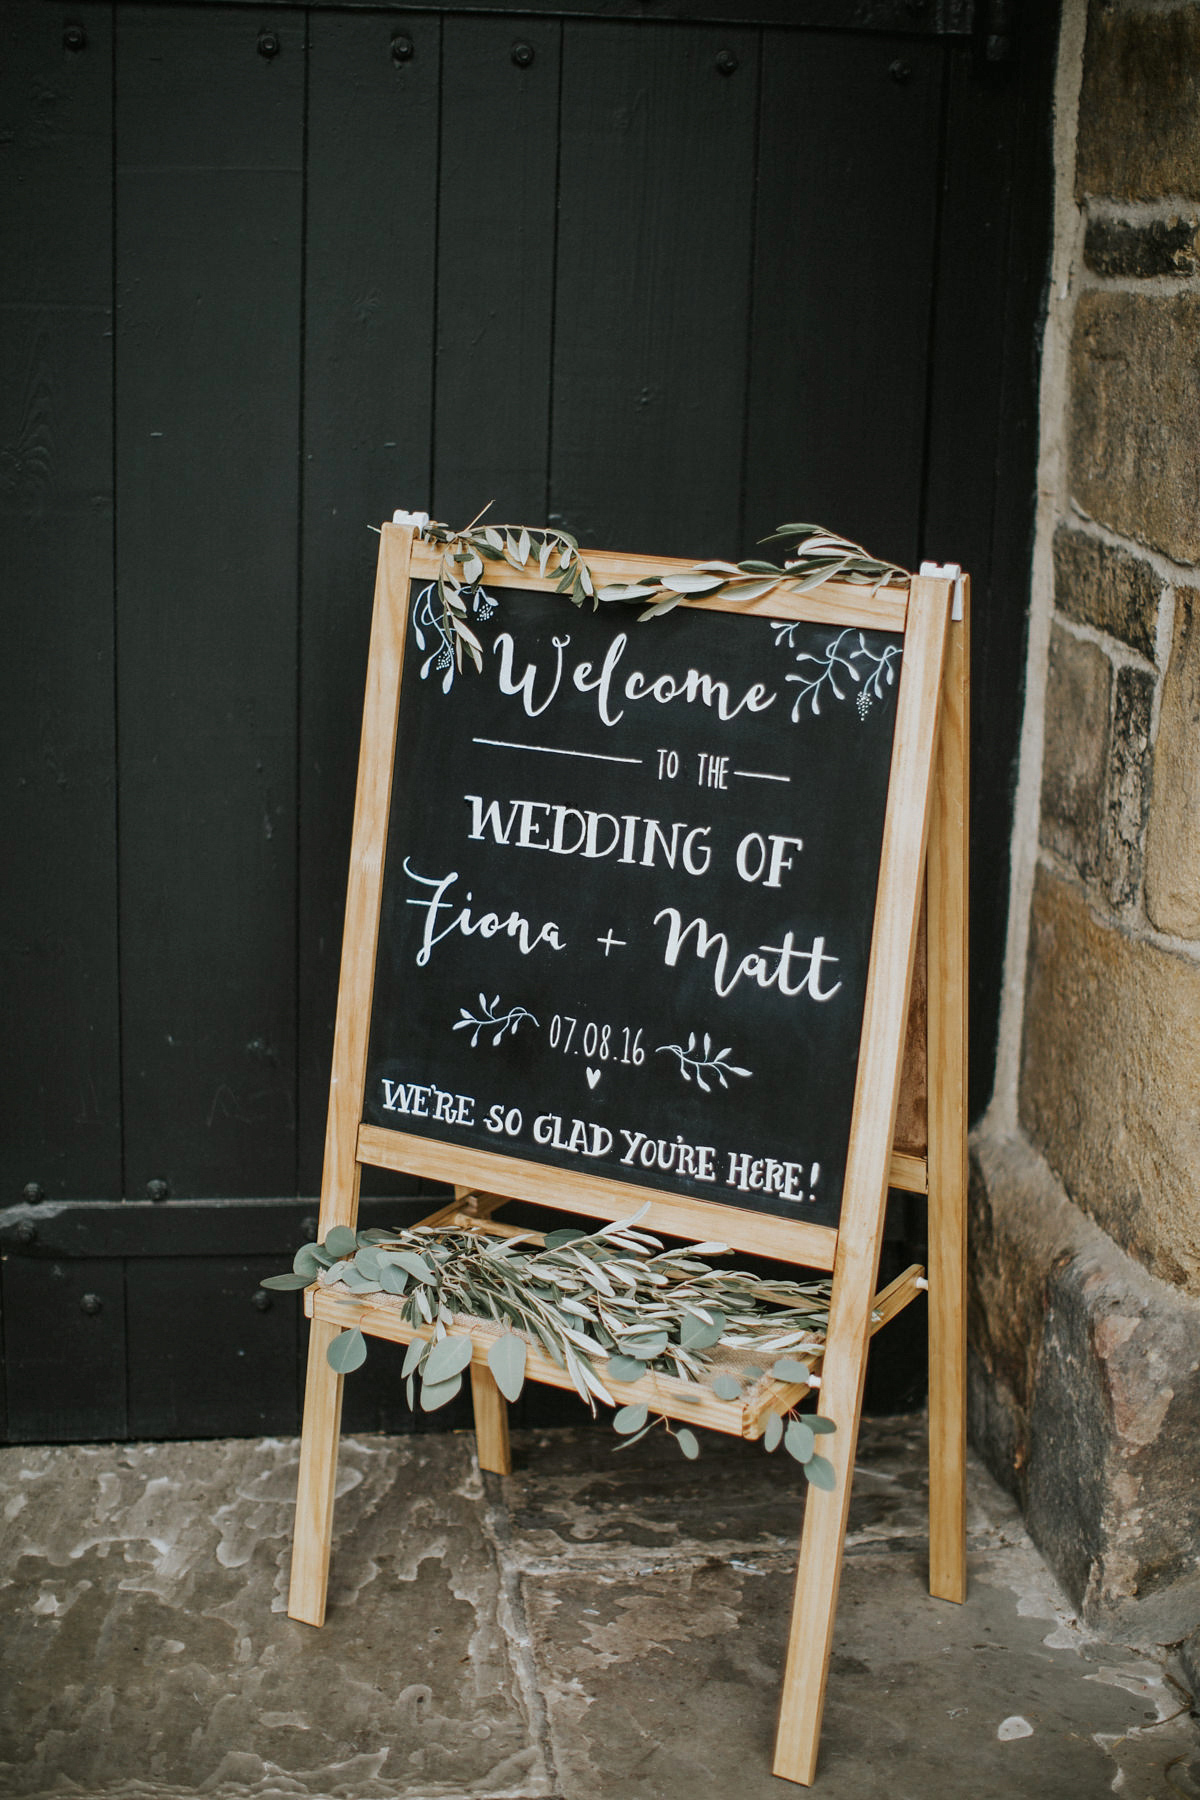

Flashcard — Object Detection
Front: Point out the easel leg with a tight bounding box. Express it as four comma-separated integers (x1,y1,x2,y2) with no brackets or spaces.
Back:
470,1361,512,1476
288,1317,346,1627
926,595,969,1605
772,1348,866,1787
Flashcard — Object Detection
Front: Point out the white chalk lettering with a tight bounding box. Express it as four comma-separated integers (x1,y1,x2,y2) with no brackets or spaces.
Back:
653,908,843,1002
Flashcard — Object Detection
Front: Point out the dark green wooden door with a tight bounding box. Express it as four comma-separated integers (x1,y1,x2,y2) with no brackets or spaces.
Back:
0,0,1055,1440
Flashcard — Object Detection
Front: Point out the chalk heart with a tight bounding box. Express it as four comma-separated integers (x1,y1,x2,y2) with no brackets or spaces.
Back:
586,1067,602,1090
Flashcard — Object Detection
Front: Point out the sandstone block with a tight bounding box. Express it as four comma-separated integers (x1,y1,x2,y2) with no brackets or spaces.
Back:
1145,590,1200,938
1020,867,1200,1292
1068,292,1200,567
1077,5,1200,201
1103,665,1154,909
1084,213,1200,279
970,1128,1200,1642
1053,525,1161,661
1039,625,1112,879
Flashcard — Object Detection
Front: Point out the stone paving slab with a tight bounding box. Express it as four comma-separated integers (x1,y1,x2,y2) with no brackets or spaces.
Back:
0,1420,1196,1800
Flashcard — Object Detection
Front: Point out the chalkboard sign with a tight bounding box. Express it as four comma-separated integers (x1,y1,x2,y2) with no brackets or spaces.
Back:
291,524,968,1790
362,580,902,1231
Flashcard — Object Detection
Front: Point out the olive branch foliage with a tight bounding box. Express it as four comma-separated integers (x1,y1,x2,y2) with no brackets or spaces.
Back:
415,511,907,683
264,1211,838,1484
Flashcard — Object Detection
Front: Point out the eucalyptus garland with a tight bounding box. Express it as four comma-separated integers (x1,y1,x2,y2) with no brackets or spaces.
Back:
411,511,907,681
265,1212,838,1484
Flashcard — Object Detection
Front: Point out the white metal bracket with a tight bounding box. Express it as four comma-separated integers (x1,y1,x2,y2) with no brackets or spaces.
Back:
392,508,431,535
919,559,966,623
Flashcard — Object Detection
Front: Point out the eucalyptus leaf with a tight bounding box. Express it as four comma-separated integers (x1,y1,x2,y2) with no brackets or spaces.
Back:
675,1427,700,1460
613,1402,649,1434
606,1355,648,1383
772,1357,812,1385
711,1373,742,1402
805,1453,837,1490
391,1249,437,1285
324,1226,358,1259
401,1337,426,1379
544,1228,587,1249
379,1262,409,1296
620,1330,669,1360
612,1422,654,1451
422,1334,473,1385
326,1328,368,1374
488,1332,527,1403
261,1271,312,1291
419,1372,463,1411
784,1419,815,1464
354,1247,381,1279
764,1412,784,1453
293,1246,322,1279
809,1415,836,1434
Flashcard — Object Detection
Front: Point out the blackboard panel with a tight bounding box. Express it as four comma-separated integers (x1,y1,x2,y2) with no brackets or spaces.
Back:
362,578,901,1230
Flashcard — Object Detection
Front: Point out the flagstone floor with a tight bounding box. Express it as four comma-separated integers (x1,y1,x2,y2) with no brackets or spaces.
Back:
1,1417,1196,1800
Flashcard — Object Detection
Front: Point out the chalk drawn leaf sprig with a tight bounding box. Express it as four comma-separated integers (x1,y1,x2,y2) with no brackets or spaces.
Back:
656,1033,752,1094
772,624,903,722
454,993,539,1049
412,580,497,694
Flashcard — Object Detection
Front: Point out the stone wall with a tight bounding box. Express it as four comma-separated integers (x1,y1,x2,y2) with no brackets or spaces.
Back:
972,0,1200,1650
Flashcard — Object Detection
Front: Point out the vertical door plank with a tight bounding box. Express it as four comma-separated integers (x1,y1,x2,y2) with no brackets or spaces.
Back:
744,34,943,570
433,14,561,527
299,11,441,1194
0,2,120,1199
116,6,304,1198
551,20,759,558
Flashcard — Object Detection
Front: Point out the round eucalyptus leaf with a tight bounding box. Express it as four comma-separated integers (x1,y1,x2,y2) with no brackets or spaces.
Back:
772,1358,812,1385
711,1373,742,1402
323,1226,358,1260
261,1271,311,1291
419,1372,463,1412
784,1419,815,1465
293,1246,322,1279
805,1453,837,1491
606,1355,648,1384
613,1402,649,1435
326,1328,367,1374
764,1411,784,1453
421,1333,474,1387
809,1415,836,1434
379,1262,409,1296
675,1427,700,1460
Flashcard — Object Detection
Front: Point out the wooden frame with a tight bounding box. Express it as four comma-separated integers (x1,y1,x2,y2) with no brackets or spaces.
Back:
287,524,968,1787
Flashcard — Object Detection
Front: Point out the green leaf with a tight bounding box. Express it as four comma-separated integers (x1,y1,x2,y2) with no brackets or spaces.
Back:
659,571,726,595
341,1268,382,1294
680,1307,726,1351
419,1372,463,1411
606,1355,648,1383
784,1419,815,1464
391,1249,437,1285
805,1453,837,1491
675,1427,700,1460
544,1228,587,1249
772,1358,812,1385
488,1332,527,1403
293,1245,322,1279
326,1328,368,1374
401,1337,426,1378
357,1228,393,1245
323,1225,358,1259
354,1247,381,1279
711,1373,742,1402
379,1261,409,1295
613,1402,649,1434
260,1271,311,1291
612,1422,654,1451
764,1412,784,1453
620,1330,669,1360
809,1415,836,1435
405,1373,415,1410
422,1333,474,1386
742,1364,764,1382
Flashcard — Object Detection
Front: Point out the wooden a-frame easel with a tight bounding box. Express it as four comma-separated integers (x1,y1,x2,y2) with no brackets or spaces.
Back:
286,525,968,1787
